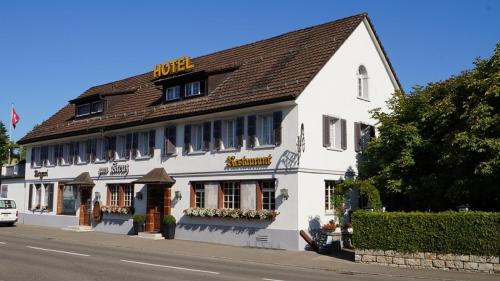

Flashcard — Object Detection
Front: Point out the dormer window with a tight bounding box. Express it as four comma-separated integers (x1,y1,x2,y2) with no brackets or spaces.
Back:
166,86,180,101
91,101,103,113
76,104,91,117
75,100,104,117
185,81,201,97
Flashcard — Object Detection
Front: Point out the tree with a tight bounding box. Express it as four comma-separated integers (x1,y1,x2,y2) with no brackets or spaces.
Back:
360,44,500,211
0,121,9,164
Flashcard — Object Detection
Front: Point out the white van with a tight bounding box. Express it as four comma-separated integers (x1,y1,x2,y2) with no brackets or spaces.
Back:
0,198,18,226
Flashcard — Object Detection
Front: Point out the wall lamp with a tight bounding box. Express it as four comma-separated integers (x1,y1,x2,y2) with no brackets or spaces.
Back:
135,192,143,200
280,188,289,200
175,191,182,200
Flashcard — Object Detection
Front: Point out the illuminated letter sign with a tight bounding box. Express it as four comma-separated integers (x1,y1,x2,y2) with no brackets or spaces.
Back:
153,56,194,79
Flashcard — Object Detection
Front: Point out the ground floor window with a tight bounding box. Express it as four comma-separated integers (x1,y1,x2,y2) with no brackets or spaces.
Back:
223,182,240,209
325,181,335,214
62,185,78,215
261,181,276,210
107,184,133,207
29,183,54,211
193,183,205,208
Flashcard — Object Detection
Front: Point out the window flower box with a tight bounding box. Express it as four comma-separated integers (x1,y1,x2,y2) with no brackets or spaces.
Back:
183,207,279,221
101,206,133,215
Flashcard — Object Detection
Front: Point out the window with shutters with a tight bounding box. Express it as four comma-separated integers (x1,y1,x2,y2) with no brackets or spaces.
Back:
116,135,128,160
323,116,347,151
107,184,133,207
194,183,205,208
191,124,203,152
137,132,149,157
221,119,236,149
223,182,240,209
185,81,201,97
262,181,276,210
257,114,274,146
329,118,342,150
325,181,335,214
357,65,369,100
166,86,180,101
359,123,375,151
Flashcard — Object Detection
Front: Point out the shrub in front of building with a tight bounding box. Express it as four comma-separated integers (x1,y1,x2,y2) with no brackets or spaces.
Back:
352,211,500,256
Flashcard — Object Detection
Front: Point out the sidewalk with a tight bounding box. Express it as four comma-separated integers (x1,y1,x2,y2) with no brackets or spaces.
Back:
5,224,498,281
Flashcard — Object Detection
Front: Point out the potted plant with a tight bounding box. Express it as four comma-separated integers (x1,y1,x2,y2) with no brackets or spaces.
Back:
132,214,145,235
321,222,337,234
162,215,176,239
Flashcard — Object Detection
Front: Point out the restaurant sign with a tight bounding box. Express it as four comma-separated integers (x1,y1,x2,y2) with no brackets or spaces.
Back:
98,163,130,176
226,155,272,167
153,56,194,79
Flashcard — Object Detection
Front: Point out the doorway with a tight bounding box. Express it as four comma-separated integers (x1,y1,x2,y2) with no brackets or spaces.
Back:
79,187,92,226
146,186,164,232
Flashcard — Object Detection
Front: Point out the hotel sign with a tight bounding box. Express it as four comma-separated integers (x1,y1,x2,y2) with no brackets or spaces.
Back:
226,155,272,167
153,56,194,79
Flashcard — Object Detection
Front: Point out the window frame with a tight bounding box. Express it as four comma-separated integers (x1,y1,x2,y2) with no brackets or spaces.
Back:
190,124,204,152
76,103,91,117
223,182,240,209
109,185,120,207
256,114,274,146
91,101,104,114
123,185,134,207
194,183,205,208
116,135,128,160
261,181,276,211
137,131,150,158
328,117,342,150
185,81,201,97
221,119,237,149
357,65,369,100
325,181,335,214
166,86,181,101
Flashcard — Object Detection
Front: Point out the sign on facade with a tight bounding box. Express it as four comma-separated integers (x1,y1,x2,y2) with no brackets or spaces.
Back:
226,155,272,167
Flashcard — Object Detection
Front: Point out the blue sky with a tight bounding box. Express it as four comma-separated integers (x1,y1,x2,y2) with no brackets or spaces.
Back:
0,0,498,142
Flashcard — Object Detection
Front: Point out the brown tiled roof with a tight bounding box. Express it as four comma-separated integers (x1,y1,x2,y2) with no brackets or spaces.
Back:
19,13,391,145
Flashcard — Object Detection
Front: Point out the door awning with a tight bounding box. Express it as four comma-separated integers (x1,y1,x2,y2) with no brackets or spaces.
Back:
66,172,95,186
132,168,175,185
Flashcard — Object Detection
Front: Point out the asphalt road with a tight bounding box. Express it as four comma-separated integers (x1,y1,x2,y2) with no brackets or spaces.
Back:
0,226,492,281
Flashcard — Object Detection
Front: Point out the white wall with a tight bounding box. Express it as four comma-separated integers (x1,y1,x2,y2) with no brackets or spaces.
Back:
295,19,398,241
23,102,300,231
2,178,26,211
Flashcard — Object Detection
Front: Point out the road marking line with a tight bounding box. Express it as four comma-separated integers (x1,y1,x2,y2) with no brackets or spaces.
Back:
0,242,6,245
262,278,285,281
26,246,90,257
120,259,220,275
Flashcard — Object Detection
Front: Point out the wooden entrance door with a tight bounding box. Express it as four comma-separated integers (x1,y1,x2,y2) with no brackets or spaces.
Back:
79,187,92,226
146,186,163,232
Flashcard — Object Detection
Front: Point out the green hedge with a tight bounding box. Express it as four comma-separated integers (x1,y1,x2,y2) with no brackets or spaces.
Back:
352,211,500,256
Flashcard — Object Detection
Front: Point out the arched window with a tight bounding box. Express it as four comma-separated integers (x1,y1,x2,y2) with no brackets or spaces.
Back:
357,65,369,99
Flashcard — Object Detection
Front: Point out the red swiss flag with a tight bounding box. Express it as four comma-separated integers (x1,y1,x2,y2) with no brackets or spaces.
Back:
11,106,20,129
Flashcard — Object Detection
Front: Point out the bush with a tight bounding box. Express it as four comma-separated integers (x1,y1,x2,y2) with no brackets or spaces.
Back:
163,215,176,225
132,214,145,223
352,211,500,256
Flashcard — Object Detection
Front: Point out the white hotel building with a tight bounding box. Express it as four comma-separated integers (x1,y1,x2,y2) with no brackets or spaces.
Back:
17,13,400,250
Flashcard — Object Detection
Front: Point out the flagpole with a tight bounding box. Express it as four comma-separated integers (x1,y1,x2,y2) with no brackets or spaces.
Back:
8,103,13,165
